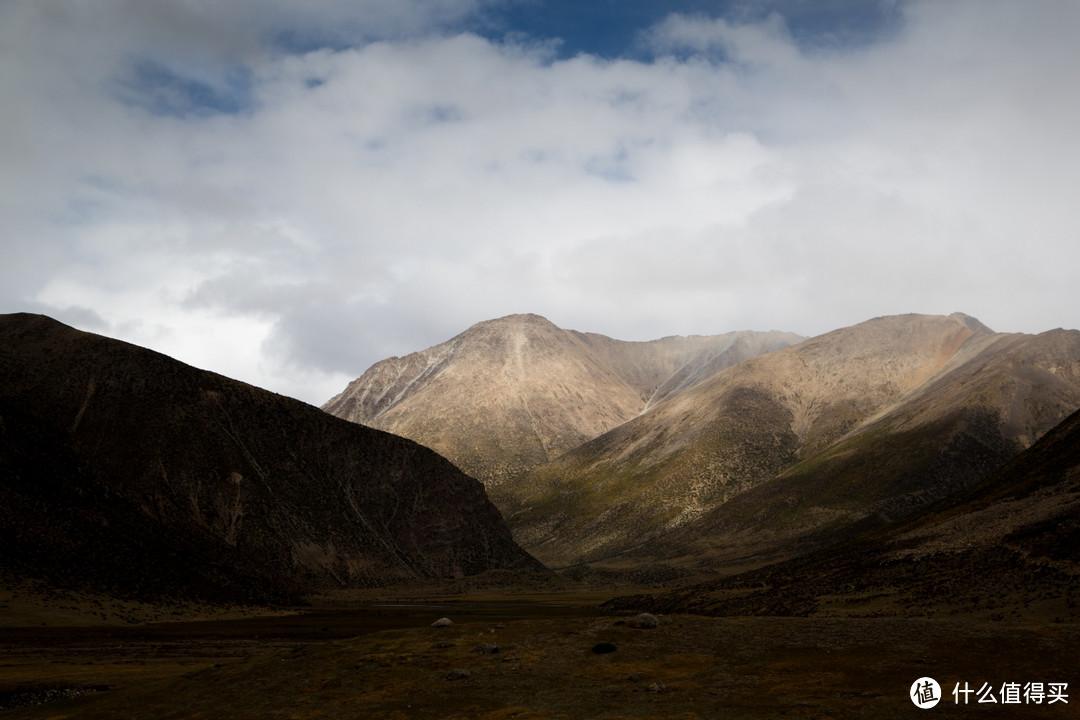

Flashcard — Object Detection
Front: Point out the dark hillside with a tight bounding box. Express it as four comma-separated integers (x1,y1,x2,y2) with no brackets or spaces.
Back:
0,313,538,604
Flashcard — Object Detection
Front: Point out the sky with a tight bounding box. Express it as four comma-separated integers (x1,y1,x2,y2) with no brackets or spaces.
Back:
3,0,1079,406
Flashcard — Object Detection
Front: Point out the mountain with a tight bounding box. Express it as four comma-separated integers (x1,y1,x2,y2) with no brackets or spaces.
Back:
491,313,1080,568
323,313,802,486
608,404,1080,620
0,313,538,604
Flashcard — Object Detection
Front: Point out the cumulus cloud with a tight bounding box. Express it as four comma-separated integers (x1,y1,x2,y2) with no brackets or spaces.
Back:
3,0,1079,404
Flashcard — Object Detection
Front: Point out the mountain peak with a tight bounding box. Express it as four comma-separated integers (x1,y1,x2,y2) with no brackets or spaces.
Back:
466,313,560,335
949,312,994,334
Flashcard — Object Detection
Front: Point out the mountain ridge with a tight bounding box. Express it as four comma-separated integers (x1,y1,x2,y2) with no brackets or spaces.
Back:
323,313,803,485
482,313,1080,568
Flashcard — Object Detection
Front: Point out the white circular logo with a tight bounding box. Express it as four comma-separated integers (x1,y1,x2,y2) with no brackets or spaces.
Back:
911,677,941,709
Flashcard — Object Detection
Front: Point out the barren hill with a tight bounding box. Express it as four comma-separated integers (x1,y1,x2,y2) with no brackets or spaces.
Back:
493,313,1080,568
610,404,1080,621
0,313,538,604
323,313,802,485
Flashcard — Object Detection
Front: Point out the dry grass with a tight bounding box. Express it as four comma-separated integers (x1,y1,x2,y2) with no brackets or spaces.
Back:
0,579,290,628
3,594,1078,719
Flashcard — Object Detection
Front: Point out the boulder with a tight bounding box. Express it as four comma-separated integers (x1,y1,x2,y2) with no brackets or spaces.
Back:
630,613,659,629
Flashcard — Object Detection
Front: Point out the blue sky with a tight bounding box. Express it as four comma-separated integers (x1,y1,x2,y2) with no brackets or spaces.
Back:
480,0,902,58
3,1,1079,405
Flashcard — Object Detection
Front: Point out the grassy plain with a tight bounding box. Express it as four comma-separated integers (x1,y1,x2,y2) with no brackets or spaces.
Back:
3,583,1077,719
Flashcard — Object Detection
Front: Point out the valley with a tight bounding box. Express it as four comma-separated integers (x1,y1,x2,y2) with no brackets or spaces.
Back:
3,310,1079,717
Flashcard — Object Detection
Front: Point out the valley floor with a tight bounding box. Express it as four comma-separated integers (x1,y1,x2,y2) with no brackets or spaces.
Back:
2,589,1077,719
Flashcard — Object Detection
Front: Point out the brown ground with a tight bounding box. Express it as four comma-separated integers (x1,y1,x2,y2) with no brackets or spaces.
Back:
2,589,1077,719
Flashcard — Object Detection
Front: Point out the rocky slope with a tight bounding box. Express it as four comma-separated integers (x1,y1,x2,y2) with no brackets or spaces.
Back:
609,404,1080,620
323,313,802,485
0,314,538,604
493,313,1080,568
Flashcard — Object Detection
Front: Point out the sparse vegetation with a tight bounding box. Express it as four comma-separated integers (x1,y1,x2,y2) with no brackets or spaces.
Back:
3,600,1078,719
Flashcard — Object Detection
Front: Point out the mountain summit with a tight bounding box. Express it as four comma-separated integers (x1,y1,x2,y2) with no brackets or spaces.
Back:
323,314,803,486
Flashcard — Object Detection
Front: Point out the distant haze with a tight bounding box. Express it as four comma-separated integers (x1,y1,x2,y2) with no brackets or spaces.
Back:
3,1,1079,405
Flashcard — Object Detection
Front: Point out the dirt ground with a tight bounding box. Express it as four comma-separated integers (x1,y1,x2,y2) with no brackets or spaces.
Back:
2,592,1077,719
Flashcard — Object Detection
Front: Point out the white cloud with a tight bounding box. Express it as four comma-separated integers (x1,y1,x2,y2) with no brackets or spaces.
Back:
646,12,803,68
3,0,1079,405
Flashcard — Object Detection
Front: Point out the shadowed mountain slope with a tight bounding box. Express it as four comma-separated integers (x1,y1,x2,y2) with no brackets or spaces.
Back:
0,397,293,605
323,313,802,485
608,405,1080,620
0,314,538,603
494,313,1080,568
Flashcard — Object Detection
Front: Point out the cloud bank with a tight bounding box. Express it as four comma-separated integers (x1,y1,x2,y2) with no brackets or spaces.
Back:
3,0,1079,404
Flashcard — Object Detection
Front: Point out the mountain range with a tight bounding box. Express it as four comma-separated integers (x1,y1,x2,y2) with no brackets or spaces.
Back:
4,309,1079,613
323,313,802,486
0,313,537,604
325,312,1080,574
